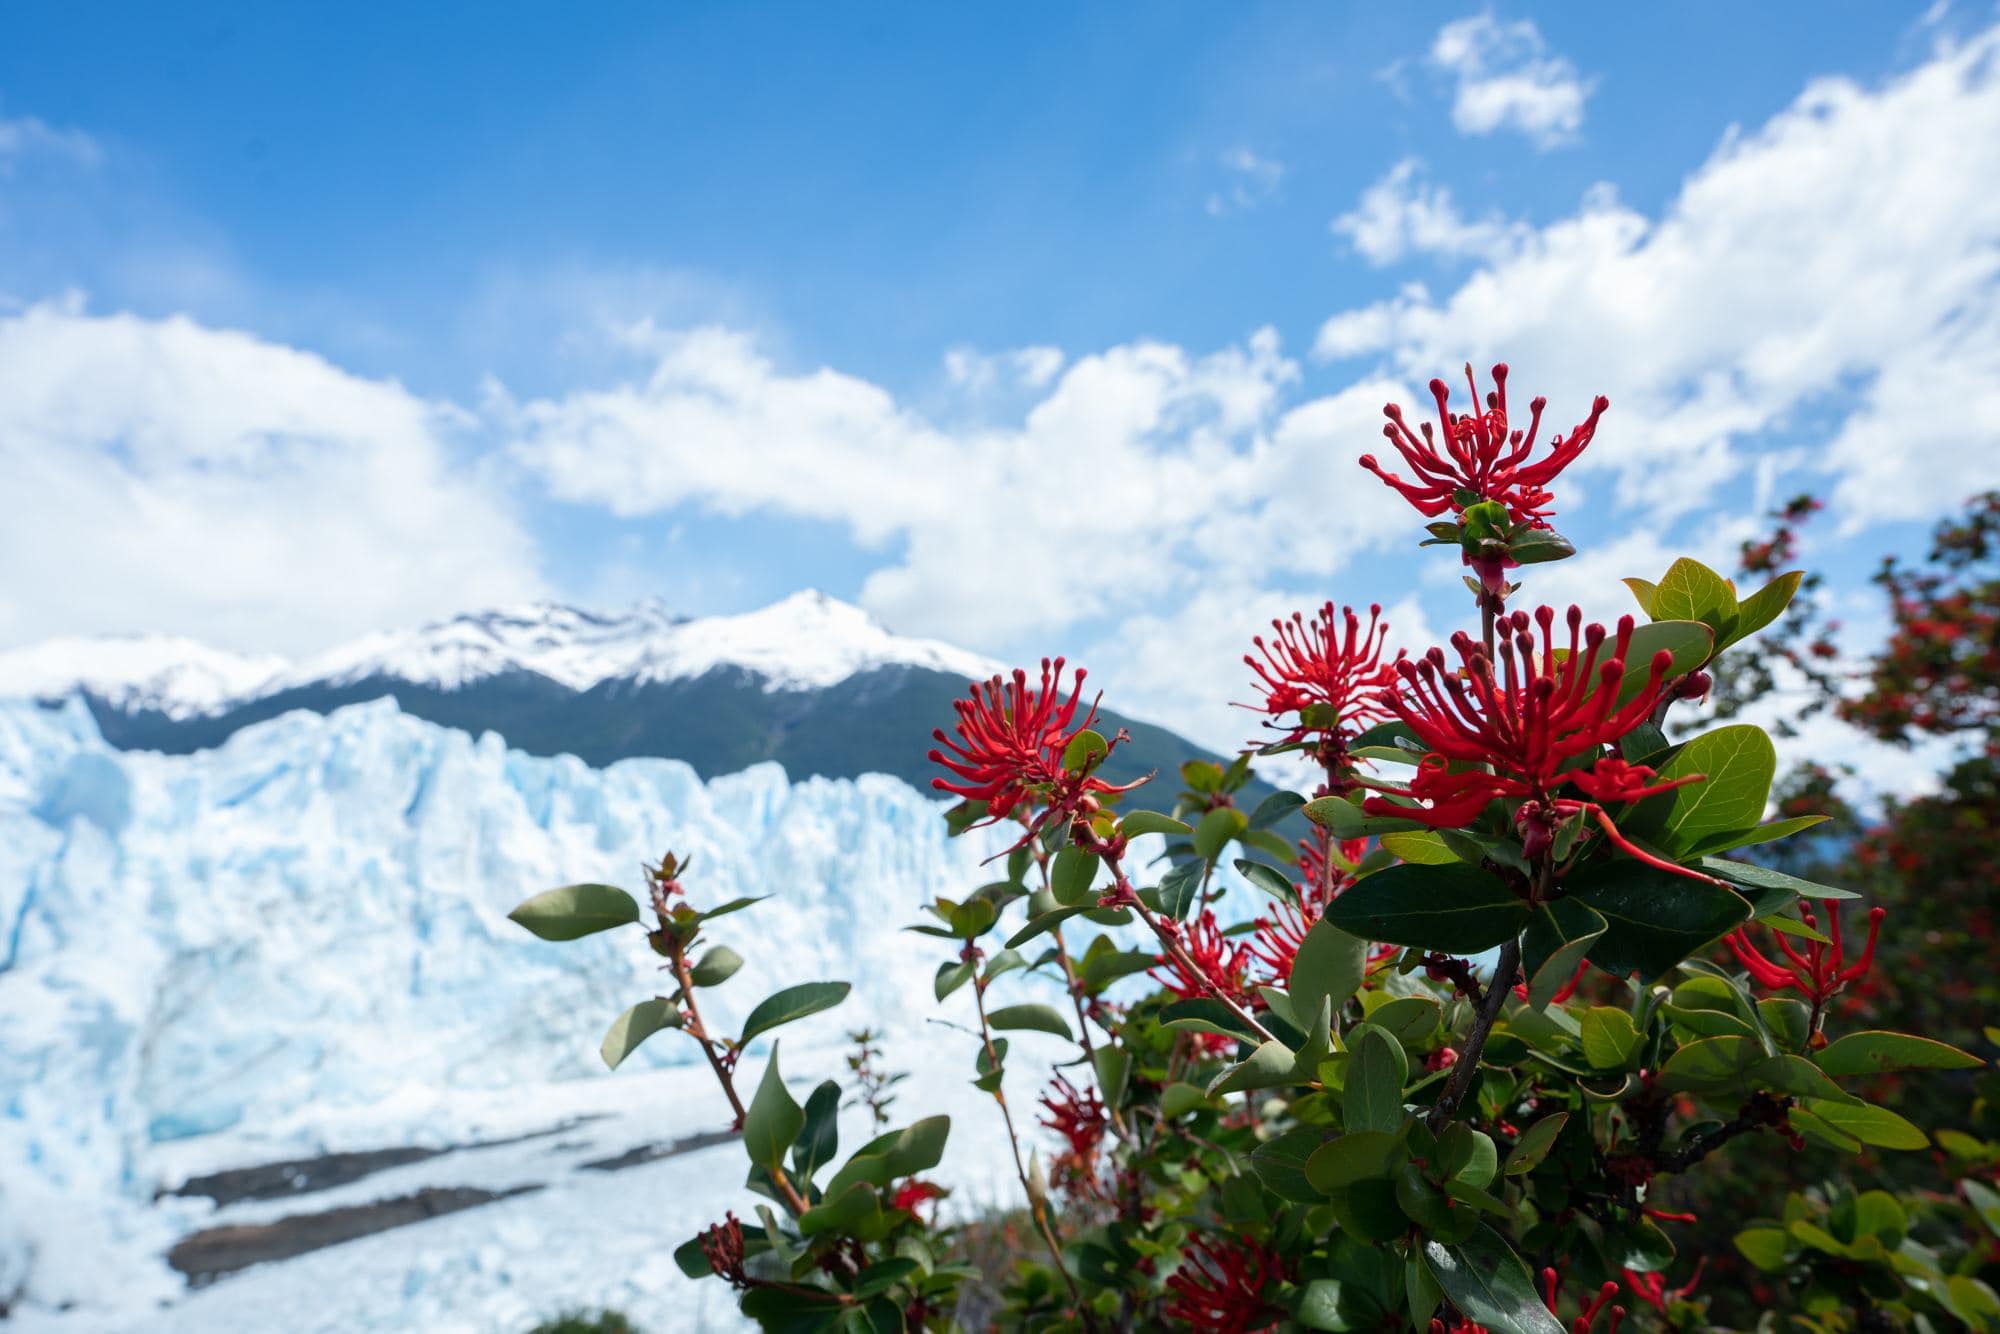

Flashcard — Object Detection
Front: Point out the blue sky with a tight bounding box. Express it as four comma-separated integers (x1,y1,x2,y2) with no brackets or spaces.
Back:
1,2,1995,764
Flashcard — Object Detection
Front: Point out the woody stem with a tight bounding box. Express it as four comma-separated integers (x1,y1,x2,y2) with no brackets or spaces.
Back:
1426,936,1517,1130
970,973,1090,1320
670,937,811,1217
1109,858,1283,1049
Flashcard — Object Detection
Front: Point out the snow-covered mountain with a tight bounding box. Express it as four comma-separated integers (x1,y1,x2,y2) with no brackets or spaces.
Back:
0,695,1037,1329
0,591,1238,804
0,591,1001,719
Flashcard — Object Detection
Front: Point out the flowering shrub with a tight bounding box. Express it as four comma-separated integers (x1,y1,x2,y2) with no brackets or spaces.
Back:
509,365,1989,1332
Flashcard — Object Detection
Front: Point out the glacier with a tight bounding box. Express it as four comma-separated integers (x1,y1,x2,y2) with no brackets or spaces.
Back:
0,695,1070,1330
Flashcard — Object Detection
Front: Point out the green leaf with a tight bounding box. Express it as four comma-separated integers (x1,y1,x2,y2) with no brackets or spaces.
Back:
1647,725,1776,855
1209,1038,1302,1096
793,1079,842,1183
1728,570,1803,648
739,981,852,1046
1061,728,1108,772
1305,1130,1401,1192
825,1116,953,1197
1520,899,1606,1010
1092,1046,1133,1109
934,958,974,1001
799,1180,883,1238
987,1003,1073,1040
1379,830,1460,865
1345,1027,1407,1134
1571,865,1752,982
1581,1008,1643,1070
1799,1098,1929,1150
1235,858,1297,904
1249,1126,1328,1204
1503,1113,1568,1175
601,998,681,1069
1160,1081,1209,1118
1658,1035,1761,1093
1648,557,1737,635
1304,793,1425,837
1509,526,1575,564
1157,859,1207,921
1322,863,1529,955
1422,1226,1567,1334
1623,577,1659,617
1006,903,1130,948
689,945,744,987
1701,857,1860,901
1814,1031,1982,1076
1121,809,1193,838
1161,996,1260,1041
1685,813,1828,859
1248,789,1307,829
743,1041,805,1171
1194,806,1249,861
1583,621,1714,707
1050,847,1100,906
1734,1226,1791,1272
1289,919,1369,1031
506,883,641,941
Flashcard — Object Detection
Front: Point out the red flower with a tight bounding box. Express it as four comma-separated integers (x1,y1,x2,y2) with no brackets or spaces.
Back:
1541,1267,1626,1334
1151,911,1255,1006
928,658,1147,848
1361,363,1608,526
1363,608,1712,880
1243,602,1401,753
1163,1235,1285,1333
1725,902,1885,1011
1623,1259,1705,1315
890,1178,946,1217
1037,1075,1109,1197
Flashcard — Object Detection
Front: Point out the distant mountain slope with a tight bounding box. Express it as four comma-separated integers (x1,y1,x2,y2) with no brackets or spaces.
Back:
7,593,1257,805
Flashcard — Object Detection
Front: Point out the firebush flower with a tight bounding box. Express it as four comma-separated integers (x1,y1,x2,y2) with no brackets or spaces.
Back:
1162,1235,1285,1333
1151,911,1255,1006
1037,1075,1109,1197
1364,607,1710,878
1725,901,1885,1014
1243,602,1401,754
928,658,1146,848
1623,1259,1706,1315
889,1178,946,1218
1542,1267,1626,1334
1362,363,1609,526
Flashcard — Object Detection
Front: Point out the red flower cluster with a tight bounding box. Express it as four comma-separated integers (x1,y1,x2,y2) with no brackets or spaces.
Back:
1362,363,1608,526
1623,1259,1705,1315
1037,1075,1109,1198
1541,1267,1626,1334
1725,901,1885,1012
1152,911,1258,1054
928,658,1145,848
1364,608,1709,879
889,1178,946,1217
1162,1234,1285,1333
1243,602,1401,754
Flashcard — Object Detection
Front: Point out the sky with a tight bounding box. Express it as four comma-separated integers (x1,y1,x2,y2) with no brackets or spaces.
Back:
1,2,1996,765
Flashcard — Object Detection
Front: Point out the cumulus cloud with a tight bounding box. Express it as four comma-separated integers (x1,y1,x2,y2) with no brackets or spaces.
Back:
1318,26,2000,532
1430,13,1593,148
0,299,544,653
1333,158,1527,266
1206,147,1286,216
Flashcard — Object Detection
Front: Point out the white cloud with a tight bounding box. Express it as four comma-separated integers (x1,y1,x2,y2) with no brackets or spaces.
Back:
1206,147,1286,216
943,344,1065,394
1430,13,1593,148
0,113,100,174
0,300,544,654
1333,158,1527,265
1317,25,2000,533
